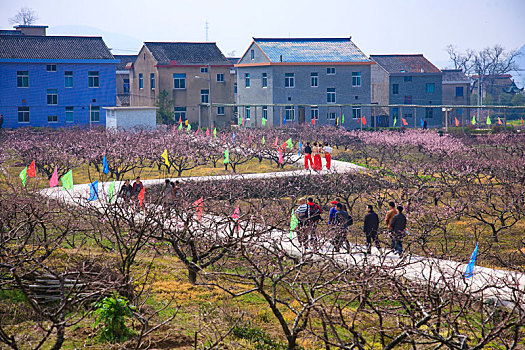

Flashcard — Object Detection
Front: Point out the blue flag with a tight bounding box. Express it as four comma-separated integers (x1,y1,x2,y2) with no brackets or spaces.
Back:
233,132,236,145
103,155,109,174
283,116,286,125
298,142,302,157
88,180,98,201
420,118,424,127
464,243,478,279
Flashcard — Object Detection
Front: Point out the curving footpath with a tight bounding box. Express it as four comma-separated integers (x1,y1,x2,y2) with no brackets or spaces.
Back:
40,157,525,311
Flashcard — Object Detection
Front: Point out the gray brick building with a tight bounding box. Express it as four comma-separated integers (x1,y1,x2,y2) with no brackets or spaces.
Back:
235,38,373,128
371,54,443,128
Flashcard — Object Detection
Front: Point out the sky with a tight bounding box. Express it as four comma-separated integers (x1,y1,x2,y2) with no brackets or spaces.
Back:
1,0,525,68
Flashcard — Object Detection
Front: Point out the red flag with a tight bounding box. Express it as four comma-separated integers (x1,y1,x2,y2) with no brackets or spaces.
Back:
206,127,210,137
27,160,36,178
49,166,58,187
249,133,252,145
172,124,176,132
281,141,287,150
278,149,284,164
138,187,145,206
401,117,408,126
455,117,459,127
362,116,367,126
194,197,203,220
311,118,315,125
196,126,200,135
273,136,278,148
241,118,245,127
522,117,524,126
498,117,503,125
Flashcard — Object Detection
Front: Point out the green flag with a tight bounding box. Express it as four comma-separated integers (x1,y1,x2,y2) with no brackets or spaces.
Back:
238,117,242,126
178,122,183,130
108,180,116,203
19,166,28,187
187,123,191,132
342,114,345,124
290,210,299,239
213,128,217,138
393,117,397,126
262,117,266,127
61,169,74,190
471,115,476,125
223,149,229,164
486,115,492,125
286,138,293,149
262,136,265,144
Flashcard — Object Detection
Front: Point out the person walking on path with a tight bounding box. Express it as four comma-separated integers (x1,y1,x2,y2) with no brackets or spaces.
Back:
295,198,309,247
313,143,323,171
385,201,398,232
171,180,182,203
132,176,144,206
390,205,407,256
306,197,323,245
332,203,352,252
118,179,133,205
323,143,333,170
304,142,314,170
328,200,338,225
363,205,380,254
162,179,173,207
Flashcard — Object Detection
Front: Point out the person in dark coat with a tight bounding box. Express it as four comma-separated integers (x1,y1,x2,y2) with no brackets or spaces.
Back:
304,142,314,170
332,203,352,252
363,205,380,254
390,205,407,256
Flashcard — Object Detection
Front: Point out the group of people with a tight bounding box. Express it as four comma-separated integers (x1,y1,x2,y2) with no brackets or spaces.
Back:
118,176,144,206
303,142,332,171
295,199,407,256
161,179,182,206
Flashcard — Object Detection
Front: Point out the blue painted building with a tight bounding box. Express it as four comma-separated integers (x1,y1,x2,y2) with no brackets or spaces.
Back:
235,38,373,128
0,27,117,128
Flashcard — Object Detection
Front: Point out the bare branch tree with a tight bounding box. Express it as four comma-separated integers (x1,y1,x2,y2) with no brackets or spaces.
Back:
9,8,39,26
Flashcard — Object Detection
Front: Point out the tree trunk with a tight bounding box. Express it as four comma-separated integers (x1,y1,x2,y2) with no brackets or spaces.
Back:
188,267,198,285
287,335,297,350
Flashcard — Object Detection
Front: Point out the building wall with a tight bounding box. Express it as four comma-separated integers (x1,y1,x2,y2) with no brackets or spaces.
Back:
105,108,157,129
371,63,389,117
388,73,443,127
129,46,158,107
0,61,116,128
443,82,470,122
236,63,372,128
238,42,271,65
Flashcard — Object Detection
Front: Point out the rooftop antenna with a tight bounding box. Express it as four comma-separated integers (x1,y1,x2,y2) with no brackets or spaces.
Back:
205,20,209,42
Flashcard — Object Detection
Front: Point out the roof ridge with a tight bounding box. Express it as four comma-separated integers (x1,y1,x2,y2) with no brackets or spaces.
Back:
253,37,351,41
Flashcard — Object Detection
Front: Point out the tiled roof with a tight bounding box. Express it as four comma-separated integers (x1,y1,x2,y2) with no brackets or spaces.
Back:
144,42,231,65
253,38,370,63
114,54,137,70
442,69,469,82
227,57,240,64
370,54,441,74
0,35,114,60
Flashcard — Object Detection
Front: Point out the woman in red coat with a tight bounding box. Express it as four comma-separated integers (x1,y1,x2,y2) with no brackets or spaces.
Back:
313,142,322,171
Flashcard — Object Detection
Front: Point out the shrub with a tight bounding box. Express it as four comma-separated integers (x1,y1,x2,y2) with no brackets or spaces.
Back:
91,293,136,343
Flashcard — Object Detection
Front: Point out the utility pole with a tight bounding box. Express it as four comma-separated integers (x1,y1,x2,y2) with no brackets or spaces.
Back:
89,103,92,129
205,20,209,42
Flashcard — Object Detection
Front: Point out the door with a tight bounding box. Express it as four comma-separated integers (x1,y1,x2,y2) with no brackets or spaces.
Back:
298,107,305,124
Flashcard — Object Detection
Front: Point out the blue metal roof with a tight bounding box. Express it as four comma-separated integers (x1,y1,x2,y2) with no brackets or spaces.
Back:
253,38,370,63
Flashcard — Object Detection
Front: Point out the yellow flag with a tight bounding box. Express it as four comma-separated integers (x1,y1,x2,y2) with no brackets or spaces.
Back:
161,148,170,167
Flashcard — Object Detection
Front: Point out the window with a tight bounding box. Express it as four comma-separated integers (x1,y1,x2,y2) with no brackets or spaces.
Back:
245,73,250,88
46,64,57,72
352,106,361,119
200,67,208,73
404,113,413,119
17,71,29,87
311,73,318,87
173,73,186,89
262,73,268,88
217,106,225,115
392,84,399,94
352,72,361,87
456,86,464,97
65,106,74,123
48,115,58,123
404,95,412,104
327,67,336,75
262,106,268,119
18,107,30,123
457,108,463,116
64,71,73,88
251,49,255,60
284,73,295,88
150,73,155,90
216,73,225,82
47,89,58,105
311,107,319,120
245,106,251,119
123,78,130,93
392,107,399,119
328,112,336,120
88,71,99,88
327,88,336,103
285,106,294,121
138,73,143,89
404,76,412,82
201,89,209,103
425,83,435,93
425,107,433,119
234,82,237,94
90,106,100,122
174,107,186,121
